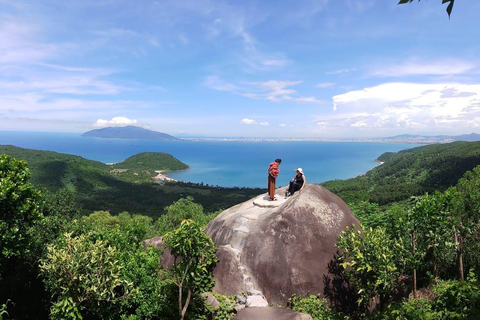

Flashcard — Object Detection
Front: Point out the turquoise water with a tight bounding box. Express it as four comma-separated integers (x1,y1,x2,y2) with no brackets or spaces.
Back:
0,131,422,188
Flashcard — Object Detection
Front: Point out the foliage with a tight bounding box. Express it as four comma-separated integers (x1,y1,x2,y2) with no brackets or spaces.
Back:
163,220,218,320
398,0,455,18
336,226,406,313
382,277,480,320
0,300,9,320
323,141,480,205
431,276,480,319
0,155,43,265
42,188,80,218
0,186,80,319
1,145,264,217
384,297,436,320
289,294,343,320
111,152,189,171
83,210,124,230
0,155,47,319
409,192,456,282
450,166,480,280
348,201,381,226
201,293,237,320
5,143,480,319
74,211,176,319
155,196,215,235
40,232,134,319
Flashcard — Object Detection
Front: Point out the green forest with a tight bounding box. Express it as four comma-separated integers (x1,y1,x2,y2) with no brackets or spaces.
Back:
0,145,264,218
1,141,480,319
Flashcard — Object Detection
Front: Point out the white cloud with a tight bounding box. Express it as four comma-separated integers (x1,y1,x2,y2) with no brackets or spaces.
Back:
0,94,140,113
92,28,141,38
371,60,476,78
261,59,289,67
329,82,480,134
203,76,240,92
94,116,140,127
253,80,324,104
279,123,286,127
240,118,269,126
326,68,356,75
0,77,122,95
0,16,59,65
350,121,368,128
316,82,335,88
205,77,324,104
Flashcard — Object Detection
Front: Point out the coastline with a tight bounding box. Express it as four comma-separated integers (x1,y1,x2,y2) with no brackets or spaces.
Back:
154,170,178,182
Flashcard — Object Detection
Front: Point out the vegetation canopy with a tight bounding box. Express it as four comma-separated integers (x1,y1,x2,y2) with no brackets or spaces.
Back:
2,140,480,319
0,145,264,217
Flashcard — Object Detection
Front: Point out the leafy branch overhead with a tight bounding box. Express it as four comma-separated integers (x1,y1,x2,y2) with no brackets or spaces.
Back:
398,0,455,18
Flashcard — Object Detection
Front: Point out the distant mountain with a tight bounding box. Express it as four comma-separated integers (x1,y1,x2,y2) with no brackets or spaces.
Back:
383,133,480,143
452,133,480,142
82,126,180,140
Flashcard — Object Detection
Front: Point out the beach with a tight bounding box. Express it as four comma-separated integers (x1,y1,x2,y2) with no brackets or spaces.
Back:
154,170,178,182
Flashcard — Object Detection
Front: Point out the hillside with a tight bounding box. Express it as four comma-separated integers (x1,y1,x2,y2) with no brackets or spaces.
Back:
112,152,189,171
0,145,263,216
322,141,480,205
82,125,180,140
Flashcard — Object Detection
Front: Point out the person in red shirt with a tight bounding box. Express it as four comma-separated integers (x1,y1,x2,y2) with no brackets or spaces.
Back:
267,158,282,200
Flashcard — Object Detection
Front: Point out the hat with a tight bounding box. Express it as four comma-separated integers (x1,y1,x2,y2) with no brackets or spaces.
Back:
295,168,304,174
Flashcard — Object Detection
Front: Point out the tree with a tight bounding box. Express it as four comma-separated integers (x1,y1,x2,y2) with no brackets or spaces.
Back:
40,232,134,319
336,225,407,313
451,166,480,281
163,220,217,320
155,196,213,235
409,192,455,294
398,0,455,18
0,155,42,270
70,211,172,319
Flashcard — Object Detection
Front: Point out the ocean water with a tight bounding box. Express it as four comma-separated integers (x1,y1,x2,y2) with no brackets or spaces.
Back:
0,131,422,188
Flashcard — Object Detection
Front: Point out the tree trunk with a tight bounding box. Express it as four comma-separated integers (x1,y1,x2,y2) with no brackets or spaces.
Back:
457,232,464,281
412,231,417,298
454,231,464,281
180,289,192,320
178,284,183,319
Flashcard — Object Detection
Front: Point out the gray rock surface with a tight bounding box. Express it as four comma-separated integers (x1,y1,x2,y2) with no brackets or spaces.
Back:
201,292,221,308
205,184,359,306
246,295,269,307
234,307,313,320
143,236,176,268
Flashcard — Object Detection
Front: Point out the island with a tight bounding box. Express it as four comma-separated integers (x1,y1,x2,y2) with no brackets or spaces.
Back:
82,125,180,140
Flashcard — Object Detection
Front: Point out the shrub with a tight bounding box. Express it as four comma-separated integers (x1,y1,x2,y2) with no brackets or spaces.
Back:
40,232,134,319
432,278,480,319
289,294,342,320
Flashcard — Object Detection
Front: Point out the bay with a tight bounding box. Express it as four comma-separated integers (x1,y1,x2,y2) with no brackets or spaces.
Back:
0,131,422,188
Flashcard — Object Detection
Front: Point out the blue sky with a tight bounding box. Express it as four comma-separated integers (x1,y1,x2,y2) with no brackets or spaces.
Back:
1,0,480,138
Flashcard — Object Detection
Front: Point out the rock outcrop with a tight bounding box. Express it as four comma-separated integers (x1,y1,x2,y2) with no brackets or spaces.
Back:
205,183,359,306
233,306,313,320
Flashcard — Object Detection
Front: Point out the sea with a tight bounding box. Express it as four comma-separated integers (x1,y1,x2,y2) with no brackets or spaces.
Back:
0,131,422,189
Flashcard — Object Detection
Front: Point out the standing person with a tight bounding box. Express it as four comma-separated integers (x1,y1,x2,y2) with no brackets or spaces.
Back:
285,168,306,197
267,158,282,200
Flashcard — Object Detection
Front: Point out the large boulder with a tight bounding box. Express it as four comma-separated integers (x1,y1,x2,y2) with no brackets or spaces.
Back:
234,306,313,320
205,184,359,306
